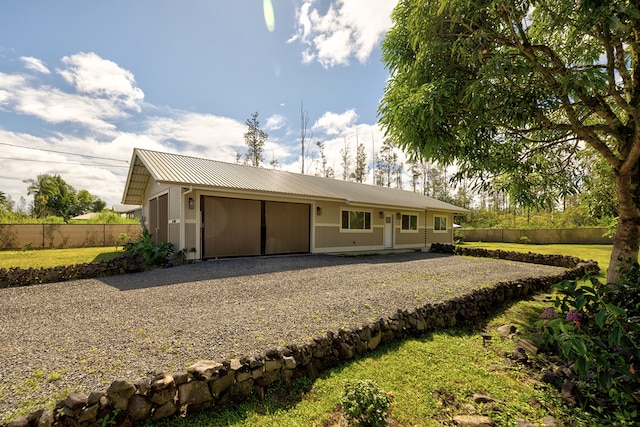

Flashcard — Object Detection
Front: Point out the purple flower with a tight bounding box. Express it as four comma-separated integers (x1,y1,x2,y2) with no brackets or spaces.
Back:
566,310,583,322
540,308,556,319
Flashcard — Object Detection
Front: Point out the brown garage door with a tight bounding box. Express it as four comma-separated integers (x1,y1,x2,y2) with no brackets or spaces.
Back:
202,197,310,258
202,197,261,258
148,194,168,245
265,201,310,254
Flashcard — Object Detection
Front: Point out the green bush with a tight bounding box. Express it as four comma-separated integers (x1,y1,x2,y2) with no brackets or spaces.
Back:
538,263,640,424
123,228,174,267
340,379,394,427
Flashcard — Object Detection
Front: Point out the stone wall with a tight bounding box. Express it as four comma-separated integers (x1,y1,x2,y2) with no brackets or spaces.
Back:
0,254,146,289
2,247,599,427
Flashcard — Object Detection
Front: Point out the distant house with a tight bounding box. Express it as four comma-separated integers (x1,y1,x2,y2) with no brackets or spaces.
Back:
121,149,467,259
112,204,143,220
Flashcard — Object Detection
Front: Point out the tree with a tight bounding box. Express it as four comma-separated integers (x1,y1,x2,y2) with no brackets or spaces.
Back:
315,141,335,178
300,101,312,174
23,174,105,221
340,138,352,180
578,148,618,220
24,174,58,218
379,0,640,282
243,112,267,167
374,139,400,187
0,191,13,213
351,143,369,183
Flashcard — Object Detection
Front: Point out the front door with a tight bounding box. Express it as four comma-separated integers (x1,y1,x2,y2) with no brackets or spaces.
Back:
384,214,393,248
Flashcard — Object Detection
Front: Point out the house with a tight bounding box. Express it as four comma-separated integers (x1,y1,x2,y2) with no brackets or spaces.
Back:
112,204,143,220
121,148,467,259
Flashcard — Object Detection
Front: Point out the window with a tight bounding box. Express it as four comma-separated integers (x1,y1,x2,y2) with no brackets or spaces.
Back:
341,210,371,230
401,214,418,231
434,216,447,232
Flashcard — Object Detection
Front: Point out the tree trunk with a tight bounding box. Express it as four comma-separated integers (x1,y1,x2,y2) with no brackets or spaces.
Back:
608,173,640,283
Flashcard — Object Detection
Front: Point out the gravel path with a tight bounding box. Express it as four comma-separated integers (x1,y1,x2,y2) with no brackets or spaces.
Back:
0,252,566,420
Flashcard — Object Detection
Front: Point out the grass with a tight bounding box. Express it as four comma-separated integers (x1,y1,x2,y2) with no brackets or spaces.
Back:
0,247,124,269
144,243,612,427
461,242,612,275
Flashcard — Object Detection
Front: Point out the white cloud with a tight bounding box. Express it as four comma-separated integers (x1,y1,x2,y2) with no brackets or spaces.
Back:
1,54,142,132
312,109,358,135
58,52,144,111
290,0,396,68
20,56,50,74
265,114,286,131
145,112,247,162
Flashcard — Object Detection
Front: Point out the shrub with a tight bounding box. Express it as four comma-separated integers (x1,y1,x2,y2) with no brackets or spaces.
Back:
538,262,640,424
341,379,394,427
123,228,174,267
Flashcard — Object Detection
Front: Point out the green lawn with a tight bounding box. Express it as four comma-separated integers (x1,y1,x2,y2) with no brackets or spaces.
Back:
0,247,123,269
460,242,613,274
147,243,609,427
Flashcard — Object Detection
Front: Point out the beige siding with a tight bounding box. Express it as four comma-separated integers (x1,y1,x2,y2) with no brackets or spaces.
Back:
315,225,383,248
314,201,386,250
394,211,425,247
426,211,453,244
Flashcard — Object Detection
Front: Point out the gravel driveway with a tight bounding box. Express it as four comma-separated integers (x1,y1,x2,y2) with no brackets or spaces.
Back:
0,252,566,420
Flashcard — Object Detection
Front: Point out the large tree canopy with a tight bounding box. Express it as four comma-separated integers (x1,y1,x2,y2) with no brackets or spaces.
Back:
379,0,640,282
24,174,105,221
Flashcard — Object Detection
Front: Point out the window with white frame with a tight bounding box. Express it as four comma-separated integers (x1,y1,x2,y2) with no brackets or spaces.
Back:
401,214,418,231
341,210,371,231
434,215,447,232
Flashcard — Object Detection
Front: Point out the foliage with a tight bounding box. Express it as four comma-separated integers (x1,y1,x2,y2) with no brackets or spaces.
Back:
242,112,268,167
69,210,139,224
379,0,640,282
97,408,121,427
23,174,106,220
351,143,369,183
537,266,640,423
460,205,613,230
0,190,13,212
123,228,174,266
341,379,394,427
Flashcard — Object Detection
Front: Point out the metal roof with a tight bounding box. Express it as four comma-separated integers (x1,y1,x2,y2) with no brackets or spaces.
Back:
121,148,468,212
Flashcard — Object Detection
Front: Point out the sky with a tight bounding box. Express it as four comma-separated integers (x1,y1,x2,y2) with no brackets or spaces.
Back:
0,0,401,210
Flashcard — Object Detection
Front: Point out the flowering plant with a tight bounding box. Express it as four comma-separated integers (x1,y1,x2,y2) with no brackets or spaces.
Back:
538,263,640,423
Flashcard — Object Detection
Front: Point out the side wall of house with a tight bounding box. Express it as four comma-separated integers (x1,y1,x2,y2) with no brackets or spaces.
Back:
425,210,454,244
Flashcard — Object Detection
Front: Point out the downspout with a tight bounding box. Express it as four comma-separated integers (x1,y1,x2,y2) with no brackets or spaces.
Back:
180,186,194,259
